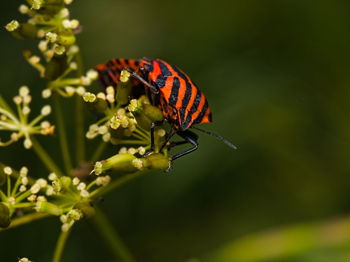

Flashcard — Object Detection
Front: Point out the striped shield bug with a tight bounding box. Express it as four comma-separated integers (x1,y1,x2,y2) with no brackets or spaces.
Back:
96,57,236,164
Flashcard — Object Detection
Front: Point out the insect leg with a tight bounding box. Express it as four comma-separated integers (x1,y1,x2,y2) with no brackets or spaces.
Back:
170,130,199,161
122,68,159,94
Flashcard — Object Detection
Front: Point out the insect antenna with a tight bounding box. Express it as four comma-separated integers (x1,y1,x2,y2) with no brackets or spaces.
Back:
191,126,237,150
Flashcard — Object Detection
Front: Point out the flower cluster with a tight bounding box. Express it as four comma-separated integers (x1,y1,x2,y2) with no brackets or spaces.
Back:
0,165,42,228
0,86,53,149
0,164,112,231
5,0,98,98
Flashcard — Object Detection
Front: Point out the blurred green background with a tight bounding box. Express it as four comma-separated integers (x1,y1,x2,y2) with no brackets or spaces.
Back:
2,0,350,261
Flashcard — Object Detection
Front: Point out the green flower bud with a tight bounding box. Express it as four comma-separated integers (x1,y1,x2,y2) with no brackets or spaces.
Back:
11,23,38,39
0,203,11,228
74,202,95,218
143,153,170,171
94,153,138,175
60,176,72,188
44,54,68,80
36,201,63,216
57,32,76,46
116,81,132,106
143,104,163,122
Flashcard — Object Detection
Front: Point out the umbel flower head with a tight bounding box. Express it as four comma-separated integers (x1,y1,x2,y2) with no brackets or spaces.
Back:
5,0,99,98
0,86,54,149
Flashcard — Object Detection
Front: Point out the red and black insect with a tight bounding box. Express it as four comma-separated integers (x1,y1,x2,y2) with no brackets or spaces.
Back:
96,57,236,162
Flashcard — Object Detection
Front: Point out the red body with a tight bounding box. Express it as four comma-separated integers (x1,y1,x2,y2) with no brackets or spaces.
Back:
96,58,212,131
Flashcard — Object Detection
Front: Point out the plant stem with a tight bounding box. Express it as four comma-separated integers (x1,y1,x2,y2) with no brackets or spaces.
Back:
0,212,49,232
90,141,108,162
75,96,85,164
31,137,65,177
75,52,85,165
92,207,136,262
52,229,71,262
53,94,73,174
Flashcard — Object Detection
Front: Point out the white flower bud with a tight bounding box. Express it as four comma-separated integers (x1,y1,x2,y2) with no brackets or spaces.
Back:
19,185,27,192
30,184,41,194
38,40,48,52
87,69,98,80
70,62,78,70
28,194,37,202
59,8,70,18
22,106,31,115
41,105,51,116
37,178,48,187
28,56,40,65
72,177,80,185
3,166,12,175
61,223,71,232
13,96,22,105
77,182,86,191
65,86,75,96
24,138,32,149
19,86,30,97
42,89,52,99
48,173,57,181
19,5,29,14
20,166,29,177
80,190,89,197
75,86,85,96
21,177,29,186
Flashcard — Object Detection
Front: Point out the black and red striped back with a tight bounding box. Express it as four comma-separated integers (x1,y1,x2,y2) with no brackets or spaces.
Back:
95,57,212,131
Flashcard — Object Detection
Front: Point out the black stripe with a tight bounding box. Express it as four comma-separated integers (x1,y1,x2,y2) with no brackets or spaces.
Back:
181,81,192,111
193,100,209,125
157,60,172,77
172,64,188,81
169,77,180,106
182,90,202,129
180,81,192,123
155,75,166,88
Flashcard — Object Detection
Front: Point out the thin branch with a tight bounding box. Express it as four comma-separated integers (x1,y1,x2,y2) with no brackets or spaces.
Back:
91,208,136,262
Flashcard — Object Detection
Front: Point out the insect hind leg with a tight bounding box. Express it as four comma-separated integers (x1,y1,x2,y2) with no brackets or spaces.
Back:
170,130,199,161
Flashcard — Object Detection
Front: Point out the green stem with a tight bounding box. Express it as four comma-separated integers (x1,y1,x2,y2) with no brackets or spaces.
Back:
75,52,85,165
92,207,136,262
0,212,49,232
53,94,73,174
31,137,65,177
90,141,108,162
75,95,85,164
52,229,71,262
